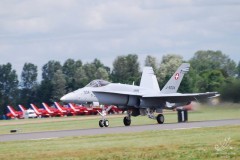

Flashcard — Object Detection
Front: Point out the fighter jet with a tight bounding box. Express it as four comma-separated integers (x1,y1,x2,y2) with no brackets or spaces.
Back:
6,105,23,119
60,63,219,127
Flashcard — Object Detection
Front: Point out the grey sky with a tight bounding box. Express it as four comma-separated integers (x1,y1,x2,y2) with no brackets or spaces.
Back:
0,0,240,78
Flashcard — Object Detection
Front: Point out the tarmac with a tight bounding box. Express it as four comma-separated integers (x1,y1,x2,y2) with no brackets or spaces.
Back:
0,119,239,142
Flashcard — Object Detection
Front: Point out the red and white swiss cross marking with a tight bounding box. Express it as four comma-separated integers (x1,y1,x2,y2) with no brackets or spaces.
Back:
175,73,179,80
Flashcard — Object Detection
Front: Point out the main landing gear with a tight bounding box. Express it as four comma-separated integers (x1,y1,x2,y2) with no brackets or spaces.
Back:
156,114,164,124
123,110,131,126
122,110,165,126
147,108,165,124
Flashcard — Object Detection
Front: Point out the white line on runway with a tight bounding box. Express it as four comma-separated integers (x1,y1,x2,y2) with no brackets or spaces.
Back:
29,137,59,141
171,127,202,130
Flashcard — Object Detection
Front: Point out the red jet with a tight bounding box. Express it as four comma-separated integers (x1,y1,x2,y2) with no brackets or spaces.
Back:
54,102,74,116
42,102,63,117
6,105,23,119
68,103,89,115
30,103,51,117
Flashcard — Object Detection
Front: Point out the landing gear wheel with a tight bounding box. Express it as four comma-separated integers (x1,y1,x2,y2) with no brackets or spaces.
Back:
99,120,104,127
104,120,109,127
123,116,131,126
156,114,164,124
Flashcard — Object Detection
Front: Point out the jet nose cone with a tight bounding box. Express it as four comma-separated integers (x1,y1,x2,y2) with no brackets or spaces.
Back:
60,92,76,102
60,95,67,101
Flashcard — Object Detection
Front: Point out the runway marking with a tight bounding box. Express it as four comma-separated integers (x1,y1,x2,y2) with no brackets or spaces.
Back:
171,127,202,130
170,124,239,131
29,137,59,141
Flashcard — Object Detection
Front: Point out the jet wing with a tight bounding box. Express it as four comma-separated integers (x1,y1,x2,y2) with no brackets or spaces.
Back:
142,92,219,103
93,90,219,106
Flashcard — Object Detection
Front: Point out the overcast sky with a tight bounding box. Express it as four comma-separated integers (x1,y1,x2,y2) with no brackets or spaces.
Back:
0,0,240,77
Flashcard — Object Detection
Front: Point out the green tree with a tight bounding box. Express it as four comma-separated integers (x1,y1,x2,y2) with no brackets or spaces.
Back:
0,63,19,114
189,50,237,93
196,70,225,92
83,63,98,80
19,63,38,105
37,80,53,104
73,67,89,88
62,59,82,92
144,55,158,72
190,50,236,77
42,60,62,81
83,59,110,83
63,59,82,78
111,54,140,84
237,61,240,78
21,63,38,89
220,78,240,103
92,59,110,75
92,59,104,69
51,70,66,102
38,61,62,103
95,67,109,80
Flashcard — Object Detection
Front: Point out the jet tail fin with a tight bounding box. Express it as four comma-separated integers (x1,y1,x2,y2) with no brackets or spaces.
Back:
140,67,160,92
42,102,53,114
18,105,26,112
30,104,41,115
54,102,66,113
7,105,18,116
161,63,190,94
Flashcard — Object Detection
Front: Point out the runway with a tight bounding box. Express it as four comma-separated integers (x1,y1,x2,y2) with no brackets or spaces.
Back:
0,119,239,142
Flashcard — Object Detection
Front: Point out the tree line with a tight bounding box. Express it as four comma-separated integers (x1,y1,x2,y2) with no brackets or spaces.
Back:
0,50,240,115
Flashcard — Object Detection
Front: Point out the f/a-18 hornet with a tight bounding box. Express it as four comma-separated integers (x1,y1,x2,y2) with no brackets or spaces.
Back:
61,63,219,127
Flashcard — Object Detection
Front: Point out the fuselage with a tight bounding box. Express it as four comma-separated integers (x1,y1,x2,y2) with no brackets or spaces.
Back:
60,79,192,109
60,80,155,105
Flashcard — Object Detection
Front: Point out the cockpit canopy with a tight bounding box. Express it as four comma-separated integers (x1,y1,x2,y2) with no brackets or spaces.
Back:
86,79,111,87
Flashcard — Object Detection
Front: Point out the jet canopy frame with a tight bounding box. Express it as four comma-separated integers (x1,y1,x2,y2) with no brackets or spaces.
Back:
86,79,111,87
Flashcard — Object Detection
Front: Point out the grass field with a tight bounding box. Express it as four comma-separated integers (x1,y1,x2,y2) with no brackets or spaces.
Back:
0,125,239,160
0,103,239,160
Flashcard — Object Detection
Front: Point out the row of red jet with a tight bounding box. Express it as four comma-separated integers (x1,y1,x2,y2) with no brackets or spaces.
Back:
6,102,104,119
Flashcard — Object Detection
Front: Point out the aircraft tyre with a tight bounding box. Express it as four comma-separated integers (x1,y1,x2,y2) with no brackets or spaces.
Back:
156,114,164,124
99,120,104,127
104,120,109,127
123,116,131,126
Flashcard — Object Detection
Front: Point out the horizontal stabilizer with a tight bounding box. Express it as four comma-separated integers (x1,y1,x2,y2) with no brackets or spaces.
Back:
142,92,219,103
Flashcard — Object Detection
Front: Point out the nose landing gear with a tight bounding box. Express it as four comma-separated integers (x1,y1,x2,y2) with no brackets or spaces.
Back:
99,119,109,127
98,106,112,128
